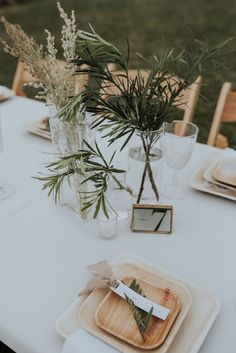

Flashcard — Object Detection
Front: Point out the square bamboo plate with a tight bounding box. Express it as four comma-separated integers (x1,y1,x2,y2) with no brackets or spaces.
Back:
190,159,236,201
95,276,181,350
56,253,220,353
203,161,236,191
26,118,51,140
78,261,192,353
213,158,236,187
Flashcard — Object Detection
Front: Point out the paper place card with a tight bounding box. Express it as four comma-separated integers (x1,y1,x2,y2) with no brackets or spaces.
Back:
110,279,170,320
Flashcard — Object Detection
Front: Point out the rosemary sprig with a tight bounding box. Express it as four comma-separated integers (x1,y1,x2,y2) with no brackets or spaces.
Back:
125,279,153,340
65,30,233,202
36,141,131,218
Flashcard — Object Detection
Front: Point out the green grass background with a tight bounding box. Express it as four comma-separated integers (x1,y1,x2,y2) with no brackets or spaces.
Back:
1,0,236,146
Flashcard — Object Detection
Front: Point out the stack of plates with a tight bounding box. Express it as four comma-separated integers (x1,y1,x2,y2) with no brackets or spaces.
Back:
190,156,236,201
56,253,220,353
26,117,51,140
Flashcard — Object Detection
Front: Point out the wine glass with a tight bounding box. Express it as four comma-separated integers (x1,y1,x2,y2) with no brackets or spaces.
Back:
161,120,199,200
0,114,14,200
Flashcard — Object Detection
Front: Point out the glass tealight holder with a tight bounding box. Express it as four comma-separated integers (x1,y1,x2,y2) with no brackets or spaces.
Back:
97,210,118,240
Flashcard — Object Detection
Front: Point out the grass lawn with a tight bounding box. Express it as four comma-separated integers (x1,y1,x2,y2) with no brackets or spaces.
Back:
0,0,236,146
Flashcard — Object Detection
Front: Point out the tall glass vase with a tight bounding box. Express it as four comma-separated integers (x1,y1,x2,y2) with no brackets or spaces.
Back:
127,130,162,204
49,108,95,220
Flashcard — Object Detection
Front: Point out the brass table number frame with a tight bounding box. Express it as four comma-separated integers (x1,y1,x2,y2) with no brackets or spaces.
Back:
131,204,173,234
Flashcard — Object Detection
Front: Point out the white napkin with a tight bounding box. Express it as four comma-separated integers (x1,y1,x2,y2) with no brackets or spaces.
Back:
62,329,120,353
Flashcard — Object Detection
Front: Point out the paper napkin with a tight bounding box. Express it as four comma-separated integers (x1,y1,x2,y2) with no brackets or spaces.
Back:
62,329,120,353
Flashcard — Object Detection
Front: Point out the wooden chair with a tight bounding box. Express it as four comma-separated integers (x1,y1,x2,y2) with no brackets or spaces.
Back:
12,61,116,97
100,69,202,123
12,61,39,96
207,82,236,148
12,60,89,97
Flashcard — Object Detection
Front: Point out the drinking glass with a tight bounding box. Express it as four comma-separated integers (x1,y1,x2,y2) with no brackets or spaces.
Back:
0,115,14,200
161,120,199,199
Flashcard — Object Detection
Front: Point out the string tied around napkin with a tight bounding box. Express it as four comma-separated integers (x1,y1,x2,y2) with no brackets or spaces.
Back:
79,260,116,296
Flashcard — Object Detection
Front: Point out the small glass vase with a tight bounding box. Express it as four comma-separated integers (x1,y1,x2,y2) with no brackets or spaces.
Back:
49,108,95,221
106,167,132,221
127,130,162,204
49,109,95,156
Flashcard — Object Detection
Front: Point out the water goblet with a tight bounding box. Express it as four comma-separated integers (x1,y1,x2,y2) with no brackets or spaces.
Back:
161,120,199,200
0,114,14,200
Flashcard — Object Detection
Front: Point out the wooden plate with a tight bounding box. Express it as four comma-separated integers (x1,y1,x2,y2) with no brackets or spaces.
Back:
56,253,220,353
203,161,236,191
190,160,236,202
95,276,181,350
213,158,236,187
35,117,50,131
78,262,192,353
26,120,51,140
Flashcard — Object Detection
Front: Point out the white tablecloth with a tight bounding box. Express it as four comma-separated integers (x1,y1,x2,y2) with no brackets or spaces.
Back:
0,96,236,353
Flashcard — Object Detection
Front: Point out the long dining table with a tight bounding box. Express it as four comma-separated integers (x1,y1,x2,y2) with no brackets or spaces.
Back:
0,95,236,353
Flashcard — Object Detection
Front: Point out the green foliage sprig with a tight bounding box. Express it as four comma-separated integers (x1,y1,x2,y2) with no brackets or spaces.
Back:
125,279,153,340
36,141,131,218
70,29,233,149
58,29,233,203
38,25,233,209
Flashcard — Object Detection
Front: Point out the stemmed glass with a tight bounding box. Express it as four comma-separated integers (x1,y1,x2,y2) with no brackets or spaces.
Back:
0,114,14,200
161,120,199,200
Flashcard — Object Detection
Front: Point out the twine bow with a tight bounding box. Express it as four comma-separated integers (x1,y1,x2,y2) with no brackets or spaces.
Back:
79,260,116,296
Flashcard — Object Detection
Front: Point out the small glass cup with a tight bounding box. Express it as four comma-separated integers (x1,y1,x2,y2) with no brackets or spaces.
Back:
97,211,118,240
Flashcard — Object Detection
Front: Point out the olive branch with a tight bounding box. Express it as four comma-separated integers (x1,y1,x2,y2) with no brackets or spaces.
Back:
36,25,233,210
126,279,153,340
57,29,233,202
36,141,132,218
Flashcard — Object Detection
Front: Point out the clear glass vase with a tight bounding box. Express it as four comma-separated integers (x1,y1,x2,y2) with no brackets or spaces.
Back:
106,168,132,221
49,109,95,156
49,108,95,221
127,130,162,204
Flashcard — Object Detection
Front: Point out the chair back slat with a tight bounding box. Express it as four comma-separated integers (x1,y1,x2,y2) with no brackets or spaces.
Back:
222,92,236,122
207,82,232,147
